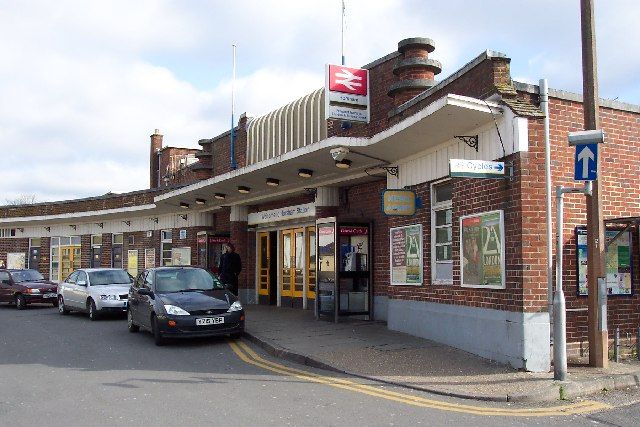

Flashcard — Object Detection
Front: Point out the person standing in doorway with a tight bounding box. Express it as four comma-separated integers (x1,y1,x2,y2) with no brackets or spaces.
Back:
218,243,241,295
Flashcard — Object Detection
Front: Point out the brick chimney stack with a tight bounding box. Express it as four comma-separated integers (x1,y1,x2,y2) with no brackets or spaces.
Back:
150,129,163,189
388,37,442,107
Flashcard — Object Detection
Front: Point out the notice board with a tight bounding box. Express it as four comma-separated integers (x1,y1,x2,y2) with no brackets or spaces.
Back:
460,210,505,289
576,227,633,296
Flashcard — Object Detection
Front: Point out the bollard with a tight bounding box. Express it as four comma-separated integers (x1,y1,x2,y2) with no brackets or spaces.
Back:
614,327,620,363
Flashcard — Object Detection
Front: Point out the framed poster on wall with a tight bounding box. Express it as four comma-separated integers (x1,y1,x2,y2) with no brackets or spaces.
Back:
127,249,138,276
7,252,26,269
390,224,423,285
144,248,156,269
576,227,633,296
460,210,505,289
171,247,191,266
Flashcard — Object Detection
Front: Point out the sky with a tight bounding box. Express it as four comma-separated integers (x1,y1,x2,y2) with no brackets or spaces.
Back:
1,0,638,203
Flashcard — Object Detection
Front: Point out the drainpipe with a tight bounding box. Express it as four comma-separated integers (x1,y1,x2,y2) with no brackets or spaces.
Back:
540,79,553,321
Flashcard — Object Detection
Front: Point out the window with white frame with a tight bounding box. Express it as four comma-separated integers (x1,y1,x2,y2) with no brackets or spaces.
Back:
431,180,453,283
161,230,172,266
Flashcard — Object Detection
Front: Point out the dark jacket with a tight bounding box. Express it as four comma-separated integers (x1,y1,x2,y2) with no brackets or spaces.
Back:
219,251,242,288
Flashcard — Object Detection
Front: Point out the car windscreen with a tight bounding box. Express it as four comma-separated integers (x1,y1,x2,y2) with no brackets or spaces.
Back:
11,270,45,283
88,270,132,286
155,268,226,293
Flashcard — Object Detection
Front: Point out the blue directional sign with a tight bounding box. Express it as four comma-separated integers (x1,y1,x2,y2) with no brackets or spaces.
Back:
574,143,598,181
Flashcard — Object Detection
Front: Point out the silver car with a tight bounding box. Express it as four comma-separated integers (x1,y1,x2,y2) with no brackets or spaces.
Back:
57,268,133,320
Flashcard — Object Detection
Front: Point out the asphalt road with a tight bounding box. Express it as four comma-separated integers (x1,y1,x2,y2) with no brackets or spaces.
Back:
0,303,639,427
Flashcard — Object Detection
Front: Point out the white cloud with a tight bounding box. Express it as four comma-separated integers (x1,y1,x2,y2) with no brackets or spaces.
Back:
0,0,638,202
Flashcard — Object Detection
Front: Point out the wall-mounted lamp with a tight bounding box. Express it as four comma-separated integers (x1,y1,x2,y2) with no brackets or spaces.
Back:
179,214,188,221
122,220,131,227
298,169,313,178
303,187,318,197
44,227,50,232
151,217,159,224
96,223,104,228
214,193,226,200
195,198,206,205
238,186,251,194
335,159,352,169
179,202,189,209
17,228,24,233
69,225,76,230
266,178,280,187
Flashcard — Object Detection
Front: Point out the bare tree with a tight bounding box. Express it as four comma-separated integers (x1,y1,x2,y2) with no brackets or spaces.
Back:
4,194,38,206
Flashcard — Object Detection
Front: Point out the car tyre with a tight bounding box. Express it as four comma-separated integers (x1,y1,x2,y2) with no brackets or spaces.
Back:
152,314,165,346
15,294,27,310
127,309,139,333
88,299,99,321
58,296,70,315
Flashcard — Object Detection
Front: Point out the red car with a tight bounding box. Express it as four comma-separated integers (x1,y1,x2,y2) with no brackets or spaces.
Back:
0,269,58,310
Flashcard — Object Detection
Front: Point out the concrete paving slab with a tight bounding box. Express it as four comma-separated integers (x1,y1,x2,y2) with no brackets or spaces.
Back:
245,305,640,402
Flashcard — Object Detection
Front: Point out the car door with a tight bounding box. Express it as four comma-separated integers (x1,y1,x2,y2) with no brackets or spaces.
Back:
0,271,11,302
75,271,90,309
138,271,155,330
62,271,79,307
129,271,146,325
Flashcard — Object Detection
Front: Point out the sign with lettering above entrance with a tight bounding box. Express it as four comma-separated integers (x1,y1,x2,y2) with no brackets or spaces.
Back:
248,203,316,226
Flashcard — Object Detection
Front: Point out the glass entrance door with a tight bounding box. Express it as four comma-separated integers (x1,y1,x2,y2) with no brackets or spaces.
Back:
258,232,271,304
60,246,81,281
306,226,316,301
280,228,304,307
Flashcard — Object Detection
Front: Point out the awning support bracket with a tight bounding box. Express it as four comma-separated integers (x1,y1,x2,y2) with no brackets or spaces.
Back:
454,135,478,152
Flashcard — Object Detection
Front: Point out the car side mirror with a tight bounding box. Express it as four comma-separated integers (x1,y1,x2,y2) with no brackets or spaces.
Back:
138,288,154,298
77,280,87,286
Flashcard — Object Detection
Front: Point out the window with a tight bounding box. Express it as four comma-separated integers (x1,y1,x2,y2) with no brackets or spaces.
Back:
77,271,88,284
91,235,102,246
29,238,41,247
113,234,123,245
128,235,135,245
431,180,453,283
0,229,16,238
0,271,10,284
161,230,172,266
65,271,78,284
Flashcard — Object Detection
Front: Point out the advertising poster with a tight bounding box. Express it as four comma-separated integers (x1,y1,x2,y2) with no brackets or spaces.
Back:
127,250,138,277
390,224,423,285
144,248,156,269
7,252,26,269
576,227,633,296
461,210,505,288
171,247,191,266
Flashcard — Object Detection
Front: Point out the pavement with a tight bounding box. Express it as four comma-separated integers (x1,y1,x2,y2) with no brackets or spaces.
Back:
244,305,640,403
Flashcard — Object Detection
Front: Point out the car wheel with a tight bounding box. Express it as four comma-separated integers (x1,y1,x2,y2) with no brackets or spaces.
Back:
127,309,139,333
58,296,70,315
15,294,27,310
88,299,99,321
151,314,165,346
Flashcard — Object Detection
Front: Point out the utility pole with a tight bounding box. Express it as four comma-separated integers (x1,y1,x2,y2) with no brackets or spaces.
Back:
580,0,608,368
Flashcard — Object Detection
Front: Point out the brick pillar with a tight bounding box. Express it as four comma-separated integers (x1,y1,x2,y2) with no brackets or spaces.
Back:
230,206,251,304
388,37,442,107
101,233,112,268
80,235,91,268
39,237,51,280
150,129,163,189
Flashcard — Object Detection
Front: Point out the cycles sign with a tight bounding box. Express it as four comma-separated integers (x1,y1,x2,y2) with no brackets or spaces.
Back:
449,159,505,179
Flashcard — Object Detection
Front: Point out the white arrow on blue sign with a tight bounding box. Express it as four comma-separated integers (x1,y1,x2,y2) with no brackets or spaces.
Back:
574,143,598,181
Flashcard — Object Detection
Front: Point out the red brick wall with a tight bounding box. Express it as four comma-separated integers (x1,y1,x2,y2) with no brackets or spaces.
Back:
0,238,29,269
523,98,640,343
39,237,51,280
100,233,113,268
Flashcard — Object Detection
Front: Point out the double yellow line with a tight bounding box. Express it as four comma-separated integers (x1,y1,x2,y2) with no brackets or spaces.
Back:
228,340,611,417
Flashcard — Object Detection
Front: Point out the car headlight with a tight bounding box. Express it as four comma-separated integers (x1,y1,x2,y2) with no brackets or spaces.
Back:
100,295,118,300
27,288,41,294
227,301,243,312
164,305,190,316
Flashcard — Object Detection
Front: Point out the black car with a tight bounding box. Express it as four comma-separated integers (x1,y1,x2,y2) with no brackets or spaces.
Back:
127,267,244,345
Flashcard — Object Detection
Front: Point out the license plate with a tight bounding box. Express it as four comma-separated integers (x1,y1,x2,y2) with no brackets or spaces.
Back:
196,317,224,326
43,293,56,299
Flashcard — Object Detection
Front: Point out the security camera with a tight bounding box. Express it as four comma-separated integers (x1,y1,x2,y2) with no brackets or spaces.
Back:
330,147,350,161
